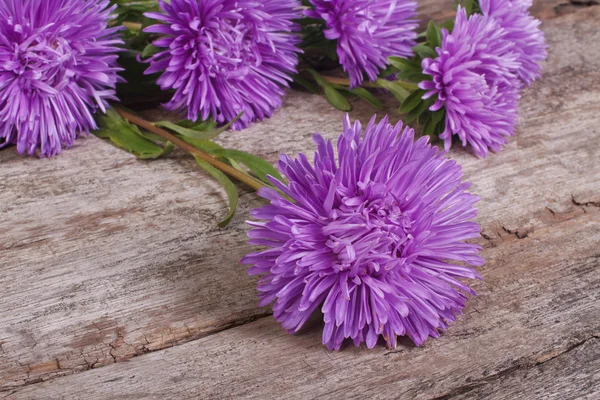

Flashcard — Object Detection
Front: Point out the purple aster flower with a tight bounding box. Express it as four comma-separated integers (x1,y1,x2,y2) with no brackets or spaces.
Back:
241,115,483,350
0,0,123,157
306,0,418,88
480,0,547,86
144,0,302,130
419,8,520,157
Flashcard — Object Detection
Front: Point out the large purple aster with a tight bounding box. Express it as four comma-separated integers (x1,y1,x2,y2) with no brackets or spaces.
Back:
480,0,547,86
306,0,418,88
144,0,302,130
0,0,123,158
242,115,483,350
419,8,520,157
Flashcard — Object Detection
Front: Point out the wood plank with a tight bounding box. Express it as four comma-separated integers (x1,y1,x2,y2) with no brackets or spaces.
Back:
8,212,600,399
450,338,600,400
1,2,599,394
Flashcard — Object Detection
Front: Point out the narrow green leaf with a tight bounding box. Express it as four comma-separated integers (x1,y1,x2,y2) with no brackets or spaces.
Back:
181,137,225,153
109,128,166,159
376,79,411,102
412,45,438,60
307,69,330,88
426,21,442,49
434,117,446,136
405,97,435,124
176,119,217,131
387,56,420,71
95,109,171,159
154,120,223,140
439,19,455,32
422,116,437,136
306,69,352,111
431,108,446,126
399,89,426,114
464,0,474,15
293,75,320,94
194,157,239,228
208,112,244,137
379,64,400,77
211,149,284,184
344,87,382,109
141,44,159,59
396,70,429,83
324,86,352,111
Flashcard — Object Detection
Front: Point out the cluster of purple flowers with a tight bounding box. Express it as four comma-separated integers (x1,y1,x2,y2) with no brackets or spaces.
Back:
0,0,549,351
305,0,418,88
419,1,547,157
0,0,123,157
144,0,302,130
243,115,483,349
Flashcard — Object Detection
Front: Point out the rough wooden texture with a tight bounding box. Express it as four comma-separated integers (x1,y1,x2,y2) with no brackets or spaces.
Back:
1,2,599,399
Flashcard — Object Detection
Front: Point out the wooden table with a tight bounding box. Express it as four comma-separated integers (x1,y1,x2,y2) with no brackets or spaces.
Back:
1,2,599,399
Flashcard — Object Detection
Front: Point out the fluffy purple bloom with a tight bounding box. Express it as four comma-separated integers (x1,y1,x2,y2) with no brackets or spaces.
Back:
480,0,547,86
144,0,302,130
0,0,123,157
242,115,483,350
419,8,520,158
306,0,418,88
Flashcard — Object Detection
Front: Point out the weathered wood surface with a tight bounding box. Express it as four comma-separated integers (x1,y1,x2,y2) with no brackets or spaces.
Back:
1,2,599,399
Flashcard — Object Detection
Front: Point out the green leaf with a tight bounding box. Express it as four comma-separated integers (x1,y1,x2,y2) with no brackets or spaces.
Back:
379,64,400,77
293,75,320,94
344,87,382,109
399,89,426,114
208,112,244,137
194,157,239,228
324,86,352,111
376,79,410,102
181,137,225,153
211,149,283,184
95,109,172,159
412,45,438,60
387,56,421,71
405,97,435,124
141,44,160,59
307,69,329,88
154,121,223,140
431,108,446,126
422,115,437,135
396,69,429,83
306,69,352,111
177,119,217,131
463,0,474,15
426,21,442,49
439,19,455,32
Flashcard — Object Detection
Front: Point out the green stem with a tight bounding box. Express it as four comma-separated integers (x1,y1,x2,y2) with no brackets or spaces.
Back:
115,108,266,192
122,22,143,32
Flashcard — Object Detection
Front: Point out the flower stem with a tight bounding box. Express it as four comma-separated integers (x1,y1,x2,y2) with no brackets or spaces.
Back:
115,108,266,192
319,75,379,88
122,22,143,32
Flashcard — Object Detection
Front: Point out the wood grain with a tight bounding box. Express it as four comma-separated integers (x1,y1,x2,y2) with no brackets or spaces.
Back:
1,1,599,398
451,338,600,400
7,212,600,400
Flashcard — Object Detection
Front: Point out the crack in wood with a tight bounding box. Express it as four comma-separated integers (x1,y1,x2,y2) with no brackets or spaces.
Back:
0,312,274,393
427,335,600,400
555,0,599,15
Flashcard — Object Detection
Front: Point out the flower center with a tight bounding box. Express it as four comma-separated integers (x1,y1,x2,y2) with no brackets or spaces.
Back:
3,20,76,90
323,191,413,279
183,16,259,79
